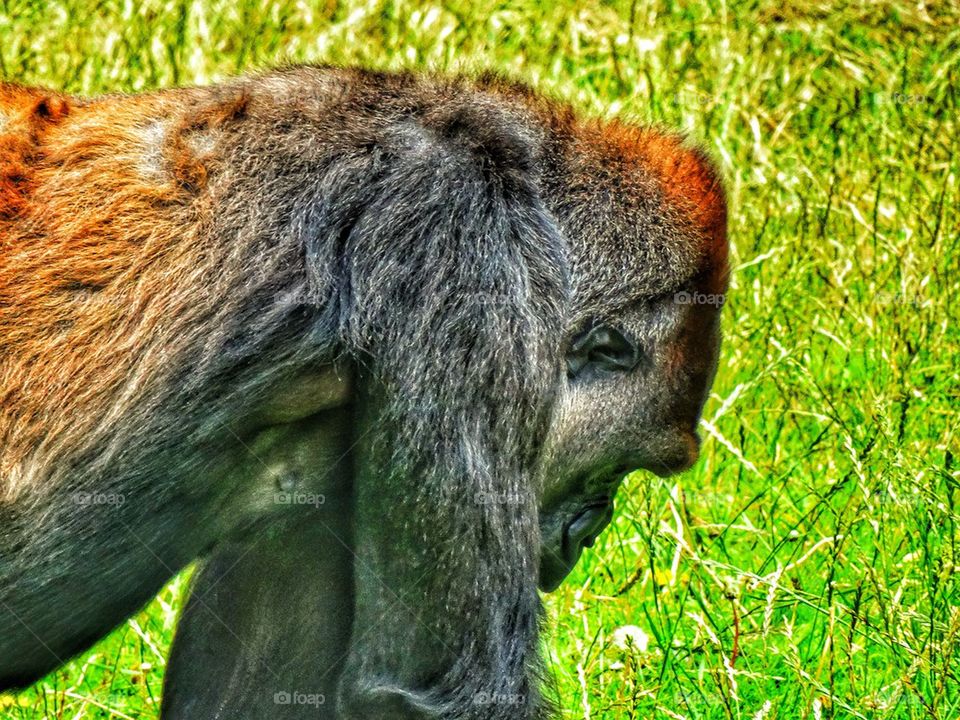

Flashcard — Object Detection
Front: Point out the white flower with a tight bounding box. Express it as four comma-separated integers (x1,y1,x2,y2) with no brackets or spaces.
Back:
611,625,650,653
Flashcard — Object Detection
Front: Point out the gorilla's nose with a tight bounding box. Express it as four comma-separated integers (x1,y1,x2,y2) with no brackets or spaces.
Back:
623,431,701,479
649,431,701,477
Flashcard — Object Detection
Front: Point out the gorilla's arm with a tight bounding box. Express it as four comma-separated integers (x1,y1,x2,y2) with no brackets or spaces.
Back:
161,506,352,719
328,107,568,718
162,411,354,720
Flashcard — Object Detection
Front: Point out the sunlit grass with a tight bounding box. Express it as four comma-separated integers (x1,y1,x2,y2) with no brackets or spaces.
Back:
2,0,958,718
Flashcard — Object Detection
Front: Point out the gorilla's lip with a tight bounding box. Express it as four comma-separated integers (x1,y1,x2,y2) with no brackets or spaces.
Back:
537,462,642,592
561,502,614,563
539,434,701,592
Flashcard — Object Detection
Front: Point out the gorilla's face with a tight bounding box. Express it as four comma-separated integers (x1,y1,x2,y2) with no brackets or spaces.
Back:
537,289,724,591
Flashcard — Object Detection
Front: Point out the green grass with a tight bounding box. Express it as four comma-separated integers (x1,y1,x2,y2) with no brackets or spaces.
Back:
2,0,959,717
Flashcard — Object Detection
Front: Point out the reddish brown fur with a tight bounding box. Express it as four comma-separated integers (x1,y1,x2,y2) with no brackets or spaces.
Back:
586,120,728,282
0,86,66,219
474,74,727,277
0,86,218,489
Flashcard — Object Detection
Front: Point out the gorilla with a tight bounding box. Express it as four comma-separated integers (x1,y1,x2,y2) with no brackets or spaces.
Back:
0,66,728,719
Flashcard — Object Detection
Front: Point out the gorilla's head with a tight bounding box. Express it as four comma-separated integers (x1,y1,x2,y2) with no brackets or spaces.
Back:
536,122,729,590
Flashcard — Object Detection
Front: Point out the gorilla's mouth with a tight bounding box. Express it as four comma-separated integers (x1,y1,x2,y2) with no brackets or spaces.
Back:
538,500,615,592
562,503,613,560
538,435,701,591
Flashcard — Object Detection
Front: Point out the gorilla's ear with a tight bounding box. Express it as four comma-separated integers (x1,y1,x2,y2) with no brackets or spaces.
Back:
334,102,569,717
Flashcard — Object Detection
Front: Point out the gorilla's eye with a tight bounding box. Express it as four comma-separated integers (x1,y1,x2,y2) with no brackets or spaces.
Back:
565,324,640,378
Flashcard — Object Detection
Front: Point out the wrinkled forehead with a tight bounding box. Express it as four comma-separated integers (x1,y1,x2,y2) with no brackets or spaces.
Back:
546,118,728,316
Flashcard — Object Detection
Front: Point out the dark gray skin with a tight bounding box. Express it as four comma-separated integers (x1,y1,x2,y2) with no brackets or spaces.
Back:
0,66,727,719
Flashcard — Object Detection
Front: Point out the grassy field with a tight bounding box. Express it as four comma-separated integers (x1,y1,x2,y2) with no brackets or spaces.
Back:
2,0,959,718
